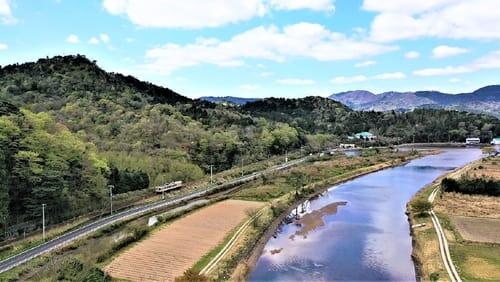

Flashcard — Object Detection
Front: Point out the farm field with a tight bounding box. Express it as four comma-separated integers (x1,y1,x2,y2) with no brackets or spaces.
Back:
104,200,263,281
450,215,500,243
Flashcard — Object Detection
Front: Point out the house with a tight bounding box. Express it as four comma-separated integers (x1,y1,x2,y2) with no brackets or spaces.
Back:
355,132,377,141
465,137,480,145
491,137,500,145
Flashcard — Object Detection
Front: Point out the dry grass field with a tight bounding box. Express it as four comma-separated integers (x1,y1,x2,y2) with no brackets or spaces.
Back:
465,157,500,180
435,192,500,219
104,200,263,282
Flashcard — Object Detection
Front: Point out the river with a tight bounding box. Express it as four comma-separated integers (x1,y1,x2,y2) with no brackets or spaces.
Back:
249,148,482,281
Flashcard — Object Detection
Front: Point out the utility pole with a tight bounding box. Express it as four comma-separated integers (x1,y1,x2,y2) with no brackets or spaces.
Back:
1,214,6,240
241,157,244,177
42,204,46,241
108,185,114,215
210,165,214,184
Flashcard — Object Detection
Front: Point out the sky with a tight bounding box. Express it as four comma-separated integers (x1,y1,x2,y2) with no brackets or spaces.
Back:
1,0,500,99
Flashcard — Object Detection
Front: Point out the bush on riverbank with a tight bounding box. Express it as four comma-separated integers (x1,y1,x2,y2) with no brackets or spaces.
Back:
412,199,432,216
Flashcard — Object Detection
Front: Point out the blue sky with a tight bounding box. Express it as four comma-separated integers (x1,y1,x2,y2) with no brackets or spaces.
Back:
1,0,500,98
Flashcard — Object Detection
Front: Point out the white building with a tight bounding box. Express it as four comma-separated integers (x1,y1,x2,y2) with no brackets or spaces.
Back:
465,137,480,145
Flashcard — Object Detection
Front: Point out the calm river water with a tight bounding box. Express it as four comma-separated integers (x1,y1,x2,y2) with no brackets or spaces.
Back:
249,148,482,282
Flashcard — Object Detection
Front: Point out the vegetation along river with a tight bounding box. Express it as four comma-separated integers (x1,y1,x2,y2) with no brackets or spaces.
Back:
249,148,482,281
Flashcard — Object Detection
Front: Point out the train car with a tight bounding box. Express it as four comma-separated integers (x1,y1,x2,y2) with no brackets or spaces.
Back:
155,181,183,193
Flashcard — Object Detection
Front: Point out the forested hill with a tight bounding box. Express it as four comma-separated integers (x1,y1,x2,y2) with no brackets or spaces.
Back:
0,55,499,238
0,54,190,106
241,97,352,133
242,97,500,145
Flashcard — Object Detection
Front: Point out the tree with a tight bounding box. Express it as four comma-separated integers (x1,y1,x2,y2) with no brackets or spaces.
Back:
288,171,310,198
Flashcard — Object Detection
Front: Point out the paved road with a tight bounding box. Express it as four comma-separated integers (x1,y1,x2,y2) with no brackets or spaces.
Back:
0,157,307,273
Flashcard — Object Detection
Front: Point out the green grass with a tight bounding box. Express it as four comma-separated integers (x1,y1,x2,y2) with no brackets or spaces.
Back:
450,242,500,282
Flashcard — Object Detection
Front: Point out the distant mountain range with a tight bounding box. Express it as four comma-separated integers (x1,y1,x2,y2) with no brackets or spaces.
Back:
200,96,260,105
201,86,500,118
329,86,500,118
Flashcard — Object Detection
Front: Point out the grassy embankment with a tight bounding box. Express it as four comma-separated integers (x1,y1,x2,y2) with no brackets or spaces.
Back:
409,154,500,282
183,148,426,281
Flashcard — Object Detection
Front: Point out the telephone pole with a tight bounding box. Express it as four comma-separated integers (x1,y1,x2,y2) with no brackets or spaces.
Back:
108,185,114,215
42,204,46,241
209,165,214,184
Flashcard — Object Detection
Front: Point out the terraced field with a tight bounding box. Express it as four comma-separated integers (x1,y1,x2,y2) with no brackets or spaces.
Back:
104,200,263,281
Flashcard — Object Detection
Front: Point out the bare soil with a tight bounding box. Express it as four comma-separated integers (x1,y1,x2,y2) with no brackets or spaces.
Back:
104,200,263,282
450,216,500,243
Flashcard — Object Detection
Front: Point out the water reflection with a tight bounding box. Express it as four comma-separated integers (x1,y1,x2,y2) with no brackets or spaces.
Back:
290,201,347,240
249,148,482,282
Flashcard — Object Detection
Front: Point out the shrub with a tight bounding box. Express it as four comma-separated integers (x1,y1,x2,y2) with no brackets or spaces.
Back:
174,269,208,282
442,177,499,197
57,258,110,281
412,199,432,215
429,272,440,281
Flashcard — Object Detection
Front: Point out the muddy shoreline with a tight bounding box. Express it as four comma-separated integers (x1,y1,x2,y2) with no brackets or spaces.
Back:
242,151,434,280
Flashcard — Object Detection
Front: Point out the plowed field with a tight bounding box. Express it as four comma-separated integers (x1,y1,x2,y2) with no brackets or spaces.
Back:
105,200,263,281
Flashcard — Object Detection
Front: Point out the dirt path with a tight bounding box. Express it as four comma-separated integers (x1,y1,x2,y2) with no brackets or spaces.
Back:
104,200,263,282
429,187,462,282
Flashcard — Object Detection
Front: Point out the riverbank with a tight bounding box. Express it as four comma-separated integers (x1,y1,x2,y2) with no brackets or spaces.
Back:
408,155,500,281
204,149,435,281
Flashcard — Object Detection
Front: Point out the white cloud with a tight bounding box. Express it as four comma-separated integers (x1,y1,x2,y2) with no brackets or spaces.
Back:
0,43,7,50
89,37,100,44
143,23,395,74
260,71,274,77
102,0,335,29
0,0,16,24
270,0,335,11
449,78,461,83
432,45,468,58
413,50,500,76
99,33,111,43
66,34,80,44
331,71,406,84
102,0,267,29
405,51,420,59
240,84,261,91
355,60,376,67
373,72,406,80
88,33,111,45
126,37,135,43
331,75,368,84
276,78,316,85
413,66,471,76
364,0,500,42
